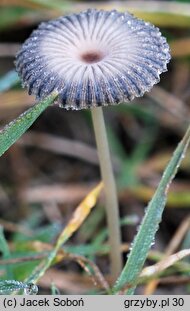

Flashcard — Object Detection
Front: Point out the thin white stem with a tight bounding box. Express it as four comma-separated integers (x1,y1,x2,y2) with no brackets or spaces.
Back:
91,106,122,281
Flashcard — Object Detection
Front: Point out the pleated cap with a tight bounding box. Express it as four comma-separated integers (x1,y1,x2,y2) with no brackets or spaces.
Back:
15,9,171,110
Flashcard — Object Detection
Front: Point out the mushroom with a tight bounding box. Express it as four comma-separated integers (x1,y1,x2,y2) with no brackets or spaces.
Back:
15,9,170,281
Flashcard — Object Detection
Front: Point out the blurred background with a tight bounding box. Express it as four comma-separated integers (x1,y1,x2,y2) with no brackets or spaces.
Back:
0,0,190,294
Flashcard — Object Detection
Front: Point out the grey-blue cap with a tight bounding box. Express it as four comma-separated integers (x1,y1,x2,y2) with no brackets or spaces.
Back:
15,9,171,110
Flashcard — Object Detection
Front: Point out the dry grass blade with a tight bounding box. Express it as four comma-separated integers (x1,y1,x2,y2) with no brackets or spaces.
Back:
23,181,190,208
18,132,99,165
144,217,190,294
22,183,96,205
65,252,110,292
159,276,190,286
166,217,190,255
0,254,47,265
148,86,189,125
141,249,190,278
25,182,103,284
55,182,103,248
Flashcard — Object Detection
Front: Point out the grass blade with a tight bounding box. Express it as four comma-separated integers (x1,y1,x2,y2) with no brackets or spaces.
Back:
0,280,38,295
25,182,103,284
113,124,190,294
0,92,58,157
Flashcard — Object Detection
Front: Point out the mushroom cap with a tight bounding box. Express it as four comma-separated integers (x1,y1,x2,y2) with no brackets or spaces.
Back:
15,9,171,110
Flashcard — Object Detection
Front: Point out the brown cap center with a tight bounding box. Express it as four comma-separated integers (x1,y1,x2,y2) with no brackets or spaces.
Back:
80,51,105,64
